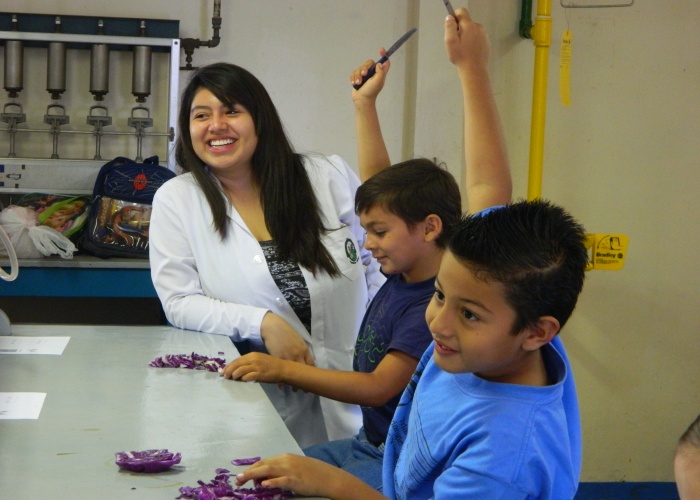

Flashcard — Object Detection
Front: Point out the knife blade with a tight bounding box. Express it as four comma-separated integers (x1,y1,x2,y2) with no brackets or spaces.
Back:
443,0,457,19
353,27,418,90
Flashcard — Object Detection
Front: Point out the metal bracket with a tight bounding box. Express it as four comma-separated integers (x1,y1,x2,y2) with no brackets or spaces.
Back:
86,105,112,160
561,0,633,7
1,103,27,158
127,106,153,162
43,104,70,159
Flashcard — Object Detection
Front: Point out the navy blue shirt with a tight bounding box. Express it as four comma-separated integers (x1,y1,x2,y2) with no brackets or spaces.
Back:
353,273,435,445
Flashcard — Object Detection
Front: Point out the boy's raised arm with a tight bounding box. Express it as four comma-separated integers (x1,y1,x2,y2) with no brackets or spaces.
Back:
350,51,392,182
446,8,512,214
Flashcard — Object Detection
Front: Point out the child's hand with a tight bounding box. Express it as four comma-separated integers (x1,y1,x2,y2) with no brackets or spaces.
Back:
234,454,328,495
235,454,381,499
350,48,391,102
444,7,490,72
221,352,286,383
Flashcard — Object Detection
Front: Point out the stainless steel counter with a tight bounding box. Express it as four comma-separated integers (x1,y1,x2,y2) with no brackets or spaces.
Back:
0,255,150,269
0,324,321,499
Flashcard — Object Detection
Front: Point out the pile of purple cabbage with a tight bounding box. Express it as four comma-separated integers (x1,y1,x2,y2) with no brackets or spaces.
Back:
115,449,182,473
176,457,294,500
149,352,226,372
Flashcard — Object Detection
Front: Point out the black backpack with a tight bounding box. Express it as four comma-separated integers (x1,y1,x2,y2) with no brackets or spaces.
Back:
80,156,175,258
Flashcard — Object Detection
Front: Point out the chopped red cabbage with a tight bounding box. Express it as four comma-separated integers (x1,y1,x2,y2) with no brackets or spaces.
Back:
115,449,181,473
149,352,226,372
176,460,293,499
231,457,261,466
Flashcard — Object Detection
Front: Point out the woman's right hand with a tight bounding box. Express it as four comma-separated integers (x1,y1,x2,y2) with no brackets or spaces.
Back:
260,312,315,366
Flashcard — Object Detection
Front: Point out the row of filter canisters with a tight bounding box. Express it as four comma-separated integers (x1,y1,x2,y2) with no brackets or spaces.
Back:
3,15,152,102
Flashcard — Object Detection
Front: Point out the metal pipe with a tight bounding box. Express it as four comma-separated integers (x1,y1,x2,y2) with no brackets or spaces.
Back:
526,0,552,200
47,17,67,100
90,20,110,101
519,0,534,38
180,0,223,70
9,128,171,138
4,15,23,98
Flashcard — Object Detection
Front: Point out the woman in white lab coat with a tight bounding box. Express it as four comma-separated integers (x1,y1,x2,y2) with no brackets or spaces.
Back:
149,63,383,448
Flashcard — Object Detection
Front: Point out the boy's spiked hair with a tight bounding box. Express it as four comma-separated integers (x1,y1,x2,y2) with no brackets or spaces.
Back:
355,158,462,247
448,199,589,334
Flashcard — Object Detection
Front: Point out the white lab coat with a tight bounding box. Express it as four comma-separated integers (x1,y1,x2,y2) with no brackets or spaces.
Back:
149,154,384,447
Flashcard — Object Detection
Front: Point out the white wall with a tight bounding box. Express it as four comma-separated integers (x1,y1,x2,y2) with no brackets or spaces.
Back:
471,0,700,483
2,0,698,483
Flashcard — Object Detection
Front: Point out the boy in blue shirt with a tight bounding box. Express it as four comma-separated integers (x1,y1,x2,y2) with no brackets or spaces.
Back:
381,199,587,499
222,4,511,492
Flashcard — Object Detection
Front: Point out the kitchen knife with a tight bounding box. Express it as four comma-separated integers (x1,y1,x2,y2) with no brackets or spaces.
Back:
353,27,417,90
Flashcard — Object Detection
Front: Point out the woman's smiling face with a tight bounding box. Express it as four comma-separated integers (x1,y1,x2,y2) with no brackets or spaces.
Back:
189,87,258,174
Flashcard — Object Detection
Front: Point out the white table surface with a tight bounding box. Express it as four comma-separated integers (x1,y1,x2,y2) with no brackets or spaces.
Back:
0,324,323,499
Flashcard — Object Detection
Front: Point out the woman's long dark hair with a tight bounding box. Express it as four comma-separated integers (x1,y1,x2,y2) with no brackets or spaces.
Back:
175,62,340,277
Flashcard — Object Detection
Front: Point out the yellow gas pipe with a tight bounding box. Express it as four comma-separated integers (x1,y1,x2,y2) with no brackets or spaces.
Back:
526,0,552,201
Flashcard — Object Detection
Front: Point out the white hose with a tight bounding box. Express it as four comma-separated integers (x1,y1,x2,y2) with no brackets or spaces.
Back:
0,223,19,281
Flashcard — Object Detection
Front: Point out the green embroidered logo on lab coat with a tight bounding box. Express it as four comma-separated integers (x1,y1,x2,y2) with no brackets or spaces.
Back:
345,238,359,264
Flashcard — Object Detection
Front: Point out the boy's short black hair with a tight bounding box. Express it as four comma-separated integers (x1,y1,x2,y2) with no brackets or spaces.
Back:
448,199,588,334
355,158,462,247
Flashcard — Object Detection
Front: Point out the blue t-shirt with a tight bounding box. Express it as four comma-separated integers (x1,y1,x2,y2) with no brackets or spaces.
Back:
383,336,581,500
353,273,435,446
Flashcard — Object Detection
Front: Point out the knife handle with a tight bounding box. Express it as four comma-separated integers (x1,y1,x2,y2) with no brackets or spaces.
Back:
353,55,388,90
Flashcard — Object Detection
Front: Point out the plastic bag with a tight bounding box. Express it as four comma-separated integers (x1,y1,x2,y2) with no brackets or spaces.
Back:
0,205,76,259
16,193,90,239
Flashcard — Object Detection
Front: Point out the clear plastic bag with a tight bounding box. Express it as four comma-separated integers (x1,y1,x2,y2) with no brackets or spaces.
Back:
0,205,76,259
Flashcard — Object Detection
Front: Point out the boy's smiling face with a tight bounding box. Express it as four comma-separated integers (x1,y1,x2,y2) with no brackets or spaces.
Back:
426,250,539,383
360,205,432,283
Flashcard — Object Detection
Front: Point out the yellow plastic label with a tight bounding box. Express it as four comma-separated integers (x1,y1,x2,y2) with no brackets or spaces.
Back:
584,233,629,271
560,29,572,106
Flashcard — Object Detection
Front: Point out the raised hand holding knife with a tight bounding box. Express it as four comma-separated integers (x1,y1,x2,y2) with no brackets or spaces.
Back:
352,27,417,90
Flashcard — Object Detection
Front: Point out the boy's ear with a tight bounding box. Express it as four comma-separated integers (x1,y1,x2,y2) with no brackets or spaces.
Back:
423,214,443,242
521,316,560,352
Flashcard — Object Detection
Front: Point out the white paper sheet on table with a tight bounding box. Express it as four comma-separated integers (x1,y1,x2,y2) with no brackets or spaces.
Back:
0,336,70,355
0,392,47,419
